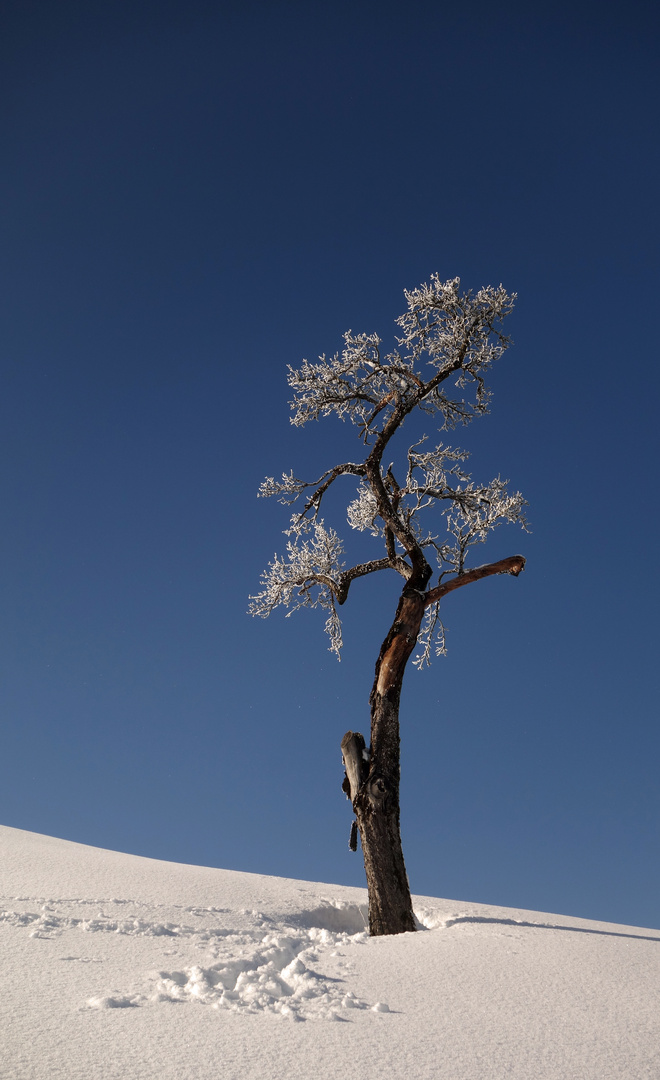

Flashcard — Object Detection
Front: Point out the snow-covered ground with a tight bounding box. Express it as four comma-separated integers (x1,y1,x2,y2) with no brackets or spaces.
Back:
2,825,659,1079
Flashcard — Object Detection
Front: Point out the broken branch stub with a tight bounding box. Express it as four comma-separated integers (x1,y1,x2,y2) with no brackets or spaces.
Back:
341,731,369,805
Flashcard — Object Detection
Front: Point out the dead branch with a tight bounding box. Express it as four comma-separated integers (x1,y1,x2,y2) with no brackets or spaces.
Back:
424,554,526,607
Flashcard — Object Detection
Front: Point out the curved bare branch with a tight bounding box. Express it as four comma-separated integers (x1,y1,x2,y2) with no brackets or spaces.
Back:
336,556,411,605
424,554,526,607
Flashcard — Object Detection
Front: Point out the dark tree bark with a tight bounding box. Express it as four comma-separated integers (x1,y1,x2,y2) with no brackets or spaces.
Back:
341,586,424,935
342,554,525,937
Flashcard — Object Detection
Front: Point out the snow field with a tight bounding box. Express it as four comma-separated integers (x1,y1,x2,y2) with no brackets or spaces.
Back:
2,825,660,1080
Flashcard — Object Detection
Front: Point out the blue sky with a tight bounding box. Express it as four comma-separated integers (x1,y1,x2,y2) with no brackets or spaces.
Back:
1,0,659,928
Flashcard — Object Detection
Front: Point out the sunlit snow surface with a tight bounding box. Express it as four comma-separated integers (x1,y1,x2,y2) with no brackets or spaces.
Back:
2,825,660,1079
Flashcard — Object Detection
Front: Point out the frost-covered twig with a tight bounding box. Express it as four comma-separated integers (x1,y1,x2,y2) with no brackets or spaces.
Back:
248,518,345,656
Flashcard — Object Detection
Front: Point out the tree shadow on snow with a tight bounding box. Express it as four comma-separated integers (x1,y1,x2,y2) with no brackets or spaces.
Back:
442,916,660,942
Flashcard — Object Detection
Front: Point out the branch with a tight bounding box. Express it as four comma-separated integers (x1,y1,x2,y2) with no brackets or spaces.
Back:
341,730,369,805
424,554,526,607
360,332,483,576
336,556,411,604
259,463,366,511
300,462,366,518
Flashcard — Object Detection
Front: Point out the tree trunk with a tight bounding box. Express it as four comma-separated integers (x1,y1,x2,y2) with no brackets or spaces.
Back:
342,585,426,936
340,556,526,936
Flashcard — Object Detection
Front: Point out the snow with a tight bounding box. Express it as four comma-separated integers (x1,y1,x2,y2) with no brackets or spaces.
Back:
2,824,660,1079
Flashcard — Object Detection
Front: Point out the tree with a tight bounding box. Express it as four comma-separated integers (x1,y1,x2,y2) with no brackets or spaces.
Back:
250,275,527,936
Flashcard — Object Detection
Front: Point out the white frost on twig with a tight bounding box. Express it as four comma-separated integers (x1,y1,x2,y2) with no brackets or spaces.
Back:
346,483,382,537
413,603,447,670
248,518,345,657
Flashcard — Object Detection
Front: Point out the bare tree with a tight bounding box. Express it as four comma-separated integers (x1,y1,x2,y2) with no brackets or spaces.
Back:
250,275,527,936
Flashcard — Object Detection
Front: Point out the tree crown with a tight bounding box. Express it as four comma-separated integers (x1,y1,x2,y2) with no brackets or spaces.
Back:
249,274,527,664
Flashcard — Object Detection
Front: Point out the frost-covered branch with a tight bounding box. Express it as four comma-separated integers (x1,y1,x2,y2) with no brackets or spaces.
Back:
346,481,382,536
259,463,367,518
288,275,515,441
288,332,422,433
438,477,527,574
413,603,448,669
249,516,412,655
248,518,345,656
396,276,514,423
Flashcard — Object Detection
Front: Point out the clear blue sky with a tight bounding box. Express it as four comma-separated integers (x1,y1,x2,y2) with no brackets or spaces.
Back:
1,0,659,928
